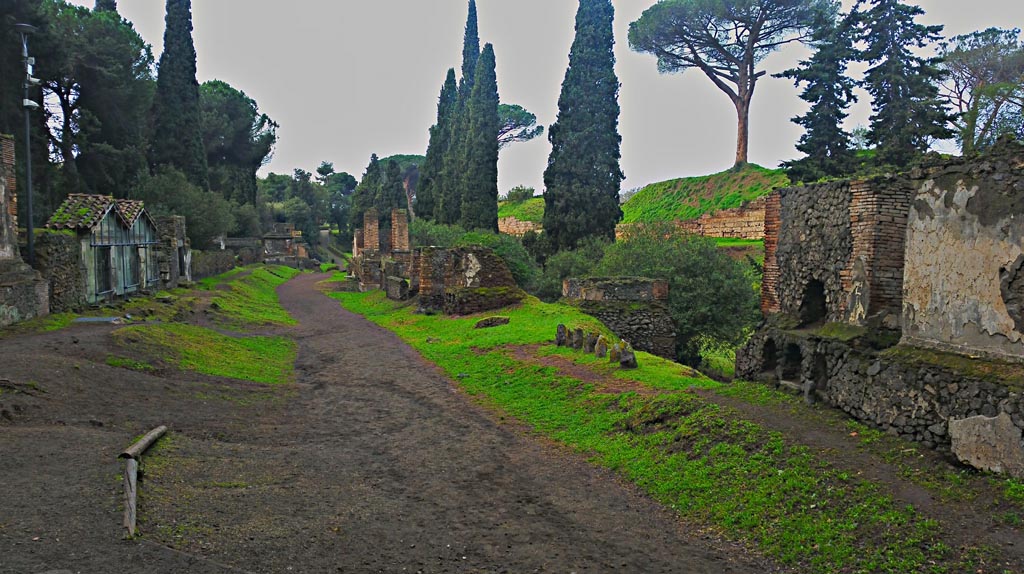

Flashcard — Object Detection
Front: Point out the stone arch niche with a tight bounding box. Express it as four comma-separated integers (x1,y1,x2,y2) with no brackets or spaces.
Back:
760,339,779,380
780,343,803,391
799,279,828,327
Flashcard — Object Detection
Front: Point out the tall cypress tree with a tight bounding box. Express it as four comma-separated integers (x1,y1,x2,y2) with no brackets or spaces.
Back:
94,0,118,12
778,10,858,182
438,0,481,225
149,0,208,188
416,69,457,221
543,0,623,251
377,159,407,218
857,0,951,167
351,153,381,233
460,44,500,232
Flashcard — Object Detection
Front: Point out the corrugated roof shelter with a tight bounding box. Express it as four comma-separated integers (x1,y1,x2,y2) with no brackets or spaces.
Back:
47,194,161,303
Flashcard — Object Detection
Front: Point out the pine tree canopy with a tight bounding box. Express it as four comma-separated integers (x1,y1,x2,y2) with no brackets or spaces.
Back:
149,0,209,189
459,43,500,232
95,0,118,12
543,0,624,251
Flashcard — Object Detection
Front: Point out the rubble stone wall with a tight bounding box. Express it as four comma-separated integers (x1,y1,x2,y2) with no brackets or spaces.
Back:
33,231,86,312
562,277,676,359
498,216,542,237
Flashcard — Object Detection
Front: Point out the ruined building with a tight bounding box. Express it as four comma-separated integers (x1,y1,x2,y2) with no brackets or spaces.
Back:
737,139,1024,477
562,277,676,360
351,208,524,315
0,135,48,326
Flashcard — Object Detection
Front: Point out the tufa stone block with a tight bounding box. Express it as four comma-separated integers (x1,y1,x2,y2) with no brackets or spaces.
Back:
949,413,1024,478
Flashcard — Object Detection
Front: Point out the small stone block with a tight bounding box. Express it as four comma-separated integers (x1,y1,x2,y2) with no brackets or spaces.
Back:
556,324,567,346
609,343,621,363
571,328,584,350
474,316,510,329
594,336,608,359
583,332,597,353
620,343,638,369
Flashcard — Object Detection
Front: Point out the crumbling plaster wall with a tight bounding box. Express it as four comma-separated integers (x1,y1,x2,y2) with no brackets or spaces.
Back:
902,146,1024,362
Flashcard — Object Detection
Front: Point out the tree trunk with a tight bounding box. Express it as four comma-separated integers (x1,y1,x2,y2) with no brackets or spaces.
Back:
734,97,751,167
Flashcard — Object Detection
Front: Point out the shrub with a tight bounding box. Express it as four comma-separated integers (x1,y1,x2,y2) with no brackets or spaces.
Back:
594,222,760,364
502,185,535,203
533,237,609,302
134,168,236,248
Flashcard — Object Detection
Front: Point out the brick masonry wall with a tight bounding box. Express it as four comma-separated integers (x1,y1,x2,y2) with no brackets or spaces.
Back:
498,216,542,237
1,135,16,234
761,192,781,314
191,249,235,280
417,246,523,315
363,209,380,253
616,197,767,242
391,208,410,252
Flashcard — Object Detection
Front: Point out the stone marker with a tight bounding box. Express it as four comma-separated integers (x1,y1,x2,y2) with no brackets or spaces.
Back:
583,332,597,353
949,413,1024,478
609,343,621,363
556,324,568,346
594,336,608,359
572,328,585,350
474,316,510,329
620,342,638,369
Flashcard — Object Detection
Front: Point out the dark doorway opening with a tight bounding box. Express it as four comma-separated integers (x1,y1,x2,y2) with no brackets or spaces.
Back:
761,339,778,380
799,279,828,327
1001,255,1024,333
781,343,803,387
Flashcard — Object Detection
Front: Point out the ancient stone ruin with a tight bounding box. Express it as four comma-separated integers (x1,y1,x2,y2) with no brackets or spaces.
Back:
616,197,768,241
737,139,1024,477
562,277,676,360
351,208,525,316
0,134,48,326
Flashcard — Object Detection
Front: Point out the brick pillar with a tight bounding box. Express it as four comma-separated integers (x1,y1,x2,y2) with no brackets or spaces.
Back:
847,179,911,320
353,228,364,258
391,208,410,252
363,209,379,252
760,191,781,314
1,135,16,232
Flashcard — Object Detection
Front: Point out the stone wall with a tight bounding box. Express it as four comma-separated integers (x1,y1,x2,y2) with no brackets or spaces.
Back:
1,135,17,260
761,179,911,327
154,216,190,287
738,330,1024,457
190,249,235,280
498,216,542,237
418,246,524,315
901,142,1024,362
34,231,86,312
391,208,410,252
562,277,676,359
616,197,767,241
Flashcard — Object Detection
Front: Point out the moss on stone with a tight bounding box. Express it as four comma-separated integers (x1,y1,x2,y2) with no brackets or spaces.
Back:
882,345,1024,390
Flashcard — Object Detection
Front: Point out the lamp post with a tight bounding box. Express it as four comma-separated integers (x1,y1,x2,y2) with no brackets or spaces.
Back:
15,23,38,266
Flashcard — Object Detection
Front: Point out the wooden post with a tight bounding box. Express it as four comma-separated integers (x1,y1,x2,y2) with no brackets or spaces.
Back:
123,458,138,538
119,425,167,539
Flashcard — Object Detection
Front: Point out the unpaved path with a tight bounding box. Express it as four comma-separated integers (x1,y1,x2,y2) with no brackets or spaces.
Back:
0,273,775,573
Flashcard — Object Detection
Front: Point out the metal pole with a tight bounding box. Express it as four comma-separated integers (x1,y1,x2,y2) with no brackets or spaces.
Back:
20,32,34,267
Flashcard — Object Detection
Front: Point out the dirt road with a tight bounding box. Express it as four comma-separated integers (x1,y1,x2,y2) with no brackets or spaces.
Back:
0,273,773,573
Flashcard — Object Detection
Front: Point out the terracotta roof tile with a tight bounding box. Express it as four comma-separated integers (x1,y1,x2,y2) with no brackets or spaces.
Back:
116,199,145,225
45,194,116,230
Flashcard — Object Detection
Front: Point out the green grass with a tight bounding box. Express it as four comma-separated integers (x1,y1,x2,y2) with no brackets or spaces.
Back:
105,355,155,372
204,265,301,327
197,267,246,291
714,238,765,248
112,323,296,385
622,164,788,224
331,290,985,573
497,197,544,223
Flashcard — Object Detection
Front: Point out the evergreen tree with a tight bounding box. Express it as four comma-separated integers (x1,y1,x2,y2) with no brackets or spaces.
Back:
459,0,480,99
543,0,624,251
459,43,500,232
350,153,381,233
417,69,457,221
95,0,118,12
149,0,208,188
377,159,407,217
857,0,952,167
778,9,858,182
438,0,481,225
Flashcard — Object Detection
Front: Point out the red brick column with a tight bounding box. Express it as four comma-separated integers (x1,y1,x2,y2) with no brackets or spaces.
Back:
760,191,781,314
391,208,410,252
363,209,379,253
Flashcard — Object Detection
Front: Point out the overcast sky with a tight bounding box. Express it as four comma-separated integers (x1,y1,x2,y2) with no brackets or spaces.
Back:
67,0,1024,192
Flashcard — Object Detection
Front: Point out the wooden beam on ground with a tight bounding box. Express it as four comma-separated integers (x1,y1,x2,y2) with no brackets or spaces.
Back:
120,425,168,460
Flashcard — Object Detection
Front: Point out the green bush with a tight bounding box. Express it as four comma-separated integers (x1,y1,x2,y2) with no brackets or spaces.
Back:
134,168,236,247
502,185,536,203
594,222,760,364
534,238,609,302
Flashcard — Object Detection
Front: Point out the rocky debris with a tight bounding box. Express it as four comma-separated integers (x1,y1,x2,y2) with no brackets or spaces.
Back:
595,336,608,359
474,316,510,329
556,324,567,347
949,413,1024,478
620,343,638,369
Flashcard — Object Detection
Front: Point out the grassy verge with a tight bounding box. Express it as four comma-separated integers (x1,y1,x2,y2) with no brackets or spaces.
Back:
112,323,296,385
331,291,1004,573
497,197,544,223
202,265,300,328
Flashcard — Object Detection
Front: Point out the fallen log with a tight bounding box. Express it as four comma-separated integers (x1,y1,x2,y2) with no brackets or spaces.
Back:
119,425,167,538
120,425,167,460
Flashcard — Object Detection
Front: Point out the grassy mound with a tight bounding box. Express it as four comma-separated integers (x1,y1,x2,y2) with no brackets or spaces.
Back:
622,164,788,224
497,197,544,223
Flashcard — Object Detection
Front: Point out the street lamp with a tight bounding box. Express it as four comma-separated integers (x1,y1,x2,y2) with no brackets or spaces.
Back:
15,23,38,266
